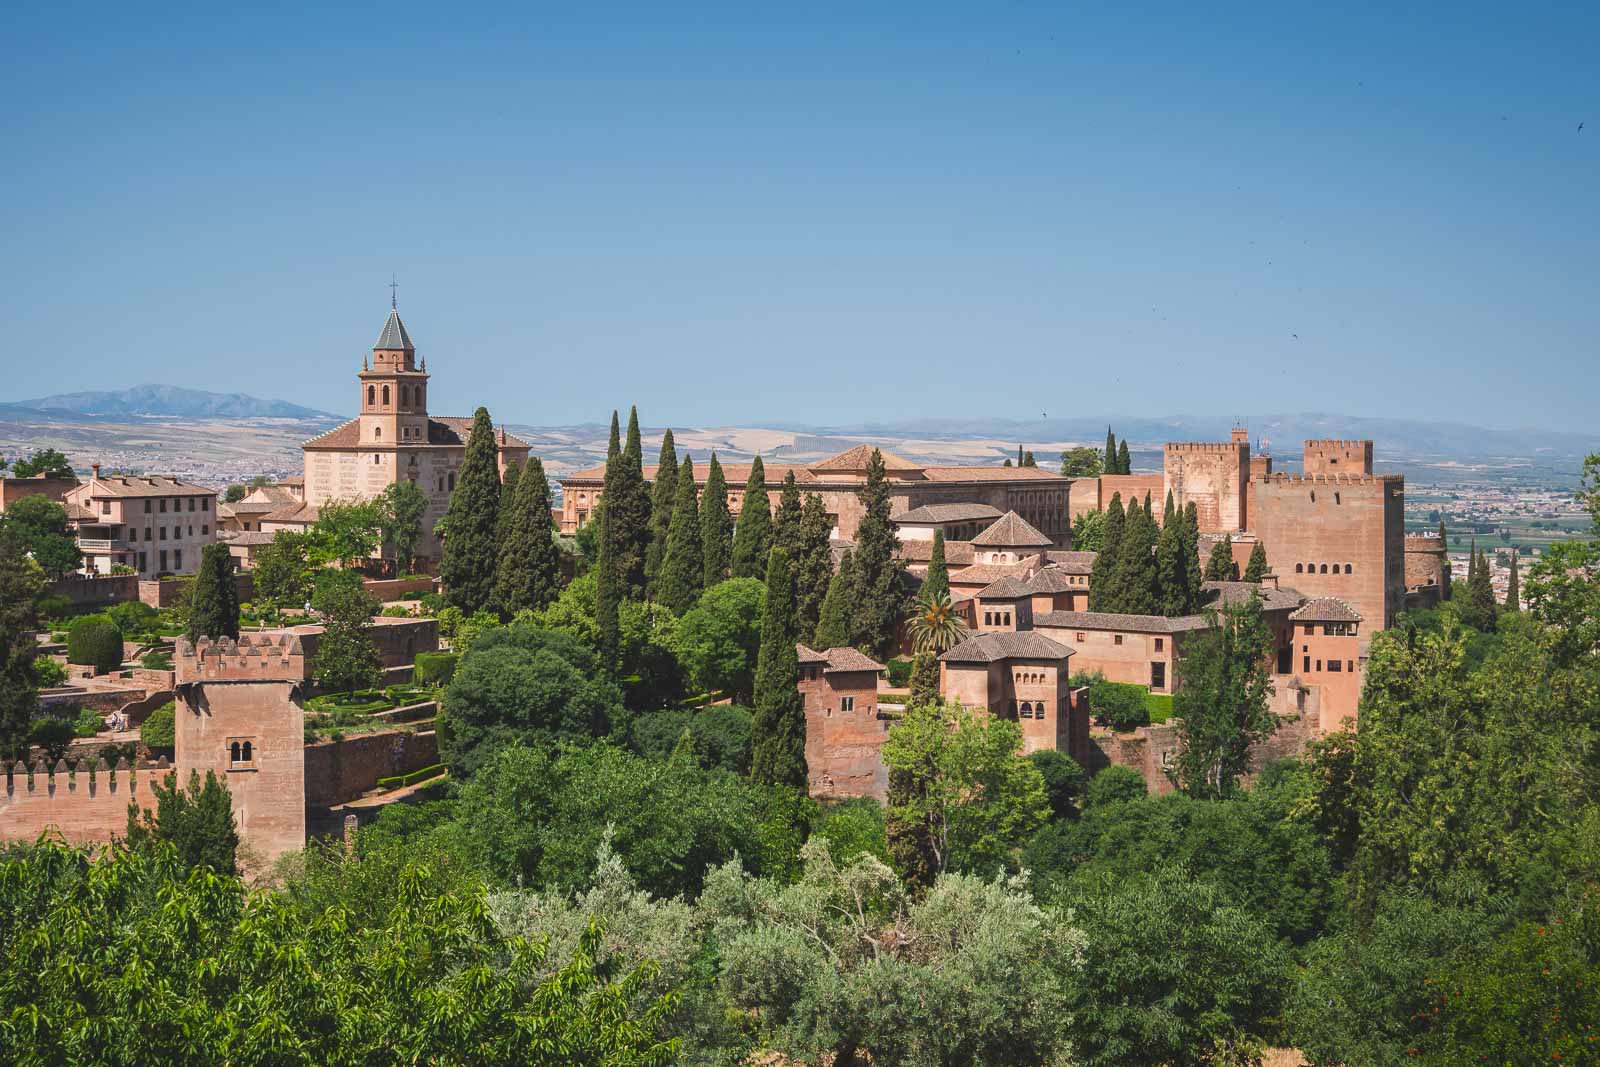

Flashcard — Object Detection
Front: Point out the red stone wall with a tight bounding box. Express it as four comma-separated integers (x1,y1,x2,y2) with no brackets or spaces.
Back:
799,669,886,800
1253,475,1405,628
1303,440,1373,476
1033,621,1182,692
1164,442,1248,533
0,761,160,845
1087,712,1321,795
1288,622,1364,731
303,728,439,808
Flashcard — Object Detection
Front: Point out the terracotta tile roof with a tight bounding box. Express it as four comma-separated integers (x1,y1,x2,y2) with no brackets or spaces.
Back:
220,531,279,546
940,631,1075,664
809,445,922,473
971,510,1053,547
891,503,1002,523
1022,566,1079,594
262,502,320,525
64,502,95,521
1200,581,1305,612
920,466,1065,482
1045,550,1098,574
220,500,280,516
73,475,215,499
277,476,304,487
796,645,829,665
897,539,975,565
303,417,530,451
949,556,1044,586
1289,597,1363,623
565,462,813,486
1034,610,1214,634
977,576,1034,600
796,644,886,673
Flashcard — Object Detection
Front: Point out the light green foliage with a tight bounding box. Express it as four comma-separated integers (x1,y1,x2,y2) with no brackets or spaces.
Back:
8,447,73,478
1089,677,1151,731
1072,507,1105,552
729,455,771,579
907,590,967,654
251,530,312,608
521,573,683,710
440,622,623,778
1169,596,1276,799
881,700,1049,878
1060,445,1103,478
125,769,240,875
306,498,383,568
66,614,122,673
376,478,428,569
33,656,67,688
106,599,159,638
674,577,764,702
0,493,80,578
439,407,503,613
1062,866,1291,1067
140,701,176,751
750,548,806,789
1085,764,1147,808
309,570,380,696
185,542,239,642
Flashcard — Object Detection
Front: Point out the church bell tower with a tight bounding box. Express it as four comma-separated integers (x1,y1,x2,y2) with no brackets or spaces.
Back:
358,301,430,449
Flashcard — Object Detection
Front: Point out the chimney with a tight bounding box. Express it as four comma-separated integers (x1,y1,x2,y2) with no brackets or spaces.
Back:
90,462,101,479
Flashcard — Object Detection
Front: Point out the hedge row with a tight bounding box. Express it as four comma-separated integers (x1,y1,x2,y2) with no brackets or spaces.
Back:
377,764,447,791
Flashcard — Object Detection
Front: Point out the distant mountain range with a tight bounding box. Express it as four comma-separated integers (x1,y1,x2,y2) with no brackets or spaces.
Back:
9,385,336,420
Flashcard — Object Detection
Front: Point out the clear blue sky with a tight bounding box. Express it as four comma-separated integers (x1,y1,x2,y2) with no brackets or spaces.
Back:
2,3,1594,431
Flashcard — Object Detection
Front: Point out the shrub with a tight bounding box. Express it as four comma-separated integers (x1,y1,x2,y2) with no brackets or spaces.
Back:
141,702,176,752
886,657,913,687
412,652,458,687
141,650,173,671
1030,748,1087,820
1086,764,1147,808
630,705,755,774
34,656,68,688
418,591,445,614
380,604,413,618
376,763,447,790
110,563,135,575
34,594,73,622
1144,691,1174,724
107,600,159,638
1089,679,1150,731
74,707,105,737
29,717,75,762
66,615,124,673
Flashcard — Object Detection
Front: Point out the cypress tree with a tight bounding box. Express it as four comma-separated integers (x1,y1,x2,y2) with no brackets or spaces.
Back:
613,407,652,599
1143,491,1153,519
656,455,704,616
440,407,502,614
794,493,834,638
1154,518,1188,617
1117,439,1132,476
1017,445,1024,466
1183,501,1204,605
493,456,561,616
1163,490,1175,529
1464,545,1499,630
1003,459,1013,467
750,547,807,789
849,449,905,658
1021,450,1036,467
1104,427,1117,476
1243,541,1269,583
593,411,624,662
644,429,678,595
497,461,521,537
1205,533,1237,581
923,529,950,602
1437,518,1448,550
187,542,240,642
1116,500,1160,615
909,650,940,707
813,549,856,650
0,526,43,760
730,456,772,579
1504,551,1520,611
773,470,803,561
1089,493,1125,612
700,453,732,587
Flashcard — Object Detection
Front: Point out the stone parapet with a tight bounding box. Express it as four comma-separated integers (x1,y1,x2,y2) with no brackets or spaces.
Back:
1164,441,1248,454
1256,473,1402,486
176,633,307,685
1,756,167,845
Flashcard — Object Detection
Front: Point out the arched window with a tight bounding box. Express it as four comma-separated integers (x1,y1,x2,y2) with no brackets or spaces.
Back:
242,740,252,762
1295,563,1303,573
229,741,240,763
1345,564,1353,574
401,385,410,407
382,385,390,405
374,426,381,440
367,385,375,405
1320,563,1328,573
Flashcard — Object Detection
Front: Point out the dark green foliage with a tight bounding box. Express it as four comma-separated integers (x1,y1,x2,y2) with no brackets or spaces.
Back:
1113,498,1159,614
493,455,561,616
439,622,623,779
376,478,428,569
1089,678,1150,731
656,455,703,616
793,493,834,639
29,717,75,763
439,407,502,613
0,526,44,759
923,529,950,601
1163,489,1175,528
1503,550,1519,610
750,548,806,789
908,649,940,707
772,470,803,561
9,447,74,478
848,449,904,658
0,493,80,578
1460,543,1499,630
1071,508,1104,552
252,530,311,609
885,657,913,687
1182,502,1203,605
186,542,239,642
1243,540,1268,582
730,456,771,579
1169,597,1275,798
1104,427,1118,475
813,797,890,864
309,570,380,695
593,413,626,663
644,428,678,594
812,548,855,650
1086,764,1147,808
67,614,123,673
1154,515,1190,616
675,577,765,702
1088,494,1124,612
140,701,176,752
1029,748,1086,821
1204,532,1237,581
612,407,652,600
630,704,754,774
1059,446,1102,478
699,453,732,587
125,769,240,875
1116,439,1131,476
411,651,458,686
106,600,159,638
1021,450,1036,467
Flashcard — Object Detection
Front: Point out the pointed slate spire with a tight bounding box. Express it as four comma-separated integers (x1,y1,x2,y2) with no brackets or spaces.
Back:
374,308,415,351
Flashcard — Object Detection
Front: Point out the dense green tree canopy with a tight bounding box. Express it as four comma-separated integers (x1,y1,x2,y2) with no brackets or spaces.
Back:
440,407,503,613
675,577,764,702
0,494,79,579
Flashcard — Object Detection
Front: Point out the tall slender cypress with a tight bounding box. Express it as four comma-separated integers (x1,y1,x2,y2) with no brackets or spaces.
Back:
440,407,503,614
1104,427,1117,476
700,453,732,587
494,456,561,616
612,407,652,599
594,412,624,662
645,429,678,595
1089,493,1125,612
795,492,834,639
750,547,807,789
849,449,905,659
1504,551,1520,611
773,471,803,561
1205,533,1237,581
1117,439,1132,476
924,529,950,602
813,549,857,650
657,456,704,616
730,456,773,579
496,461,521,545
1163,490,1175,529
1182,502,1204,605
187,542,240,642
1243,541,1269,583
1155,518,1188,617
1116,500,1160,615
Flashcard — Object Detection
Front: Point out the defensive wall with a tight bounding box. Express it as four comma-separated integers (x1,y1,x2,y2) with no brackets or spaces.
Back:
1086,711,1320,795
1,757,165,845
1164,441,1249,533
1303,440,1373,476
304,728,438,808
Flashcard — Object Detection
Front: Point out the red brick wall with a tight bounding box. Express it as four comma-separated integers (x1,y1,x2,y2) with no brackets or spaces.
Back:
1253,475,1405,628
303,728,439,808
1164,442,1248,533
0,761,161,845
800,668,886,800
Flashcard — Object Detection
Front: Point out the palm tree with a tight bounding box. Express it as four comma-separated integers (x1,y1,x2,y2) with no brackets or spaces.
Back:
908,590,968,654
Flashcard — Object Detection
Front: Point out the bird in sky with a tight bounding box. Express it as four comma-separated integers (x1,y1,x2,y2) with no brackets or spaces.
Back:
1580,122,1586,132
1292,333,1300,339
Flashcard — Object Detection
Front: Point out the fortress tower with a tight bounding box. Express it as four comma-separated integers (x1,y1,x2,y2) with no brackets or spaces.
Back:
1303,440,1373,476
1164,427,1251,533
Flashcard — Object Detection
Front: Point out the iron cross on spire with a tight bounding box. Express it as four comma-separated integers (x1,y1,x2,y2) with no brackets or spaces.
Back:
389,275,399,309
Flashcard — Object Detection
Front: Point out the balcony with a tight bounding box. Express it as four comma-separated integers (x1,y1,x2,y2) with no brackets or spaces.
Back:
78,538,122,552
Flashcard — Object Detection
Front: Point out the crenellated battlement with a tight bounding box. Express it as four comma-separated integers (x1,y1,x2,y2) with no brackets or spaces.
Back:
1258,472,1401,486
1,756,169,845
1165,441,1248,454
1405,533,1446,550
1304,439,1372,449
176,632,307,685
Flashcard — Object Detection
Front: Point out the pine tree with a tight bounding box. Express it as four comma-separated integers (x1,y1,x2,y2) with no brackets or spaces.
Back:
1183,502,1204,605
700,453,732,587
656,455,703,616
644,429,678,595
750,547,807,789
730,456,772,579
187,542,240,642
1504,551,1520,611
849,449,905,658
440,409,502,613
1243,541,1268,583
1104,427,1117,476
1205,533,1237,582
773,470,803,561
1155,518,1188,617
794,493,834,639
1117,439,1132,476
909,650,940,707
813,549,856,650
494,456,561,616
923,529,950,602
1116,499,1160,615
1089,493,1125,612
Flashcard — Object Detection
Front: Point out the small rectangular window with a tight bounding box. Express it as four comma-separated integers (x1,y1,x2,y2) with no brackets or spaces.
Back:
1114,634,1123,645
1303,655,1311,673
159,499,167,513
841,696,855,712
144,500,152,513
174,550,182,570
101,501,111,515
1154,638,1164,651
159,527,167,540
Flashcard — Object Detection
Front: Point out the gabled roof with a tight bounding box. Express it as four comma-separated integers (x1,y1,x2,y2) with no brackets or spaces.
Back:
1045,549,1098,574
375,308,414,351
1033,610,1215,634
939,631,1074,665
1200,581,1306,613
1022,566,1078,594
971,510,1053,547
920,466,1063,482
809,444,923,473
892,502,1003,524
71,475,215,499
897,539,975,566
262,502,320,525
949,556,1044,587
796,644,885,674
1289,597,1363,623
977,576,1034,600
